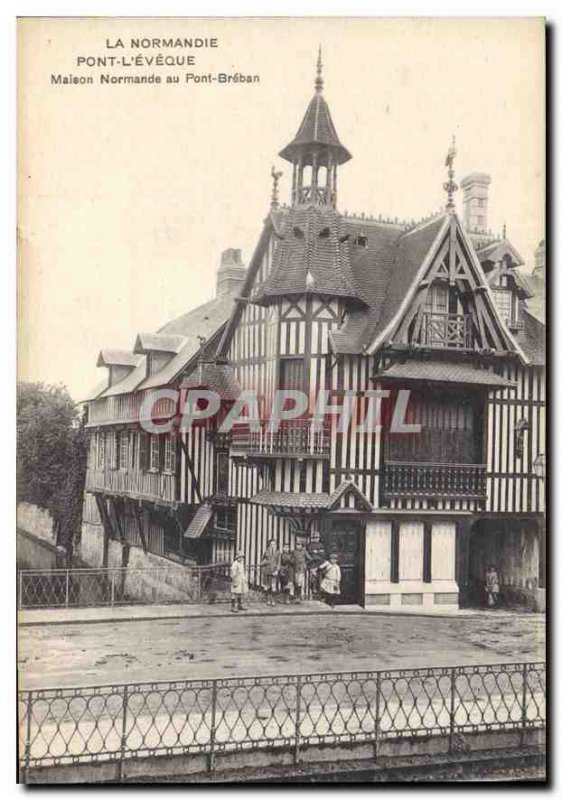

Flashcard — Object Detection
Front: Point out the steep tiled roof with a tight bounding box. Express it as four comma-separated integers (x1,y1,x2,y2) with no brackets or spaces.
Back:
517,308,545,365
279,93,351,165
331,215,446,354
475,238,524,267
97,294,237,398
181,362,241,400
134,333,185,355
254,206,371,305
374,360,517,388
97,350,143,368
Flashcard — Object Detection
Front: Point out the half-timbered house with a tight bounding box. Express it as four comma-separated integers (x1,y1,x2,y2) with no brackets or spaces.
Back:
81,53,545,611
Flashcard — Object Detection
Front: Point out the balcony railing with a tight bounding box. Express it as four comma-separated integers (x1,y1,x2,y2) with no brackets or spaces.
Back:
382,461,487,499
85,468,176,503
231,418,331,458
419,312,473,349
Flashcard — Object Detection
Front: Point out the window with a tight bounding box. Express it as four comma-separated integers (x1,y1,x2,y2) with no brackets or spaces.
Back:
164,435,177,474
98,433,105,469
119,432,128,470
215,450,229,494
214,505,237,537
130,432,137,470
279,357,305,391
492,288,512,324
511,294,520,325
149,435,161,472
106,432,117,470
426,283,449,314
139,433,149,471
477,215,484,228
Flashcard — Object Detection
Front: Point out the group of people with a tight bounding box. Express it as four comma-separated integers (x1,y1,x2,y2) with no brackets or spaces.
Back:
229,538,342,612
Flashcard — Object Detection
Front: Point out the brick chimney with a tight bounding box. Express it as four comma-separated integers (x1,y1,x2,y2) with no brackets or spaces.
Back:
460,172,491,232
216,248,246,297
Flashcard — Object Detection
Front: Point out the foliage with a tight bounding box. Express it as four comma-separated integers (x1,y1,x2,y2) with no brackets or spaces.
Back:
17,382,87,554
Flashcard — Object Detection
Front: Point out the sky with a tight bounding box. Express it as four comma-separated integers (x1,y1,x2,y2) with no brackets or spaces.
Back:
17,17,545,401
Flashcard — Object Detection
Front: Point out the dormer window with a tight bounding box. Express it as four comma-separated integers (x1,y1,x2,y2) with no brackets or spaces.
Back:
293,226,305,239
492,287,512,325
354,234,368,248
318,227,330,239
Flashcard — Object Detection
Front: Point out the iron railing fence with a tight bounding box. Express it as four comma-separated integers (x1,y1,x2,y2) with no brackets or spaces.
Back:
17,564,310,609
18,661,545,771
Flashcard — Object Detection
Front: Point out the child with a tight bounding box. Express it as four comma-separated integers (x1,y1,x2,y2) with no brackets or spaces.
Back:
485,564,500,608
278,543,295,604
291,541,311,603
230,552,249,612
260,538,280,606
319,553,341,608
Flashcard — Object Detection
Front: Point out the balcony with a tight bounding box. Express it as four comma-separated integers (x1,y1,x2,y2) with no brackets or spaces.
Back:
382,461,486,500
231,418,331,459
86,468,176,504
419,312,473,349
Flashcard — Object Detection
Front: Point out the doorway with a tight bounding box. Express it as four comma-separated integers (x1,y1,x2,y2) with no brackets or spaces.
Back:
320,517,365,606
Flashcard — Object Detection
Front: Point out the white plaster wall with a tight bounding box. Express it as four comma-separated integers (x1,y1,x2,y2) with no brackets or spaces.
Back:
17,502,55,544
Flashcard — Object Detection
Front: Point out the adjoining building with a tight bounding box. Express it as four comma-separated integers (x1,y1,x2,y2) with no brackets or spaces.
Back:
82,53,545,611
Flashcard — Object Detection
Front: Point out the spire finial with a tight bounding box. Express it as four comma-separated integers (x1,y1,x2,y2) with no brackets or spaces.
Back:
315,45,324,94
270,165,283,208
502,222,507,240
443,134,458,213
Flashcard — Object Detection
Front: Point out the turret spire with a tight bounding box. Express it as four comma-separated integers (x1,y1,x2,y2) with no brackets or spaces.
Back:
443,135,458,213
279,48,351,208
315,45,324,94
270,165,283,209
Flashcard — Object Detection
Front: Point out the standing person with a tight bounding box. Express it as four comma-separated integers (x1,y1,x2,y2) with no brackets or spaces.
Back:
278,543,295,604
319,553,341,609
292,540,311,603
230,552,249,612
260,538,280,607
307,537,326,598
485,564,500,608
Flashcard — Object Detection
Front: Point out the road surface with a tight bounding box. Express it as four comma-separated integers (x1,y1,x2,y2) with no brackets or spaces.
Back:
18,611,545,690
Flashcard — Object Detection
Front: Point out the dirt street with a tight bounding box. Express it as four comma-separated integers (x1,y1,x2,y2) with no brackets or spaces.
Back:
18,612,545,690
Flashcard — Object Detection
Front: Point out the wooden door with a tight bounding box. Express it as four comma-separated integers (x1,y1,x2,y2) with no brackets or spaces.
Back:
320,518,365,606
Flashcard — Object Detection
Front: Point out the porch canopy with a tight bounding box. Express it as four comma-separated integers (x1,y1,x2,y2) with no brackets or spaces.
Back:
251,480,372,515
373,360,516,389
184,502,213,539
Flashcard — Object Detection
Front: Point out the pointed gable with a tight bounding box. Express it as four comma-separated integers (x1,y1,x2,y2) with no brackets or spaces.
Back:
363,212,528,361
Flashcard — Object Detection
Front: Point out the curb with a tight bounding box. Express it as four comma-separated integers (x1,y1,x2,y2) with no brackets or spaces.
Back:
17,606,542,628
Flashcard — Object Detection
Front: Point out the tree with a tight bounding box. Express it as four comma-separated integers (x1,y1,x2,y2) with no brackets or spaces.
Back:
17,382,87,555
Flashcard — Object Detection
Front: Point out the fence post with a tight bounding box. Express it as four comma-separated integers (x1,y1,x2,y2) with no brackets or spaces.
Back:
448,668,456,754
118,684,129,781
64,569,70,608
21,691,32,782
521,662,528,744
294,675,302,765
374,671,381,762
18,572,23,609
208,680,218,772
110,571,116,607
